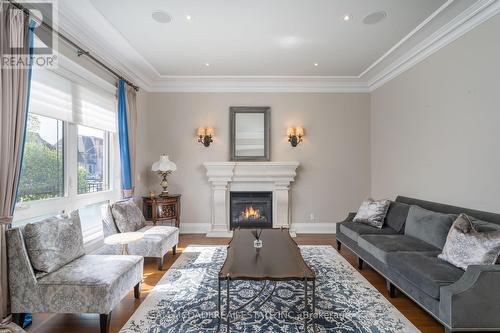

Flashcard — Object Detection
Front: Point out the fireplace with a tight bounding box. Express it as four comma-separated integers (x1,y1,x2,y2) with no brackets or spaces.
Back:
230,192,273,229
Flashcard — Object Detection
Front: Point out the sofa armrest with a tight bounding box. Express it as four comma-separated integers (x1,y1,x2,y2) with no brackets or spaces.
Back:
342,212,356,223
439,264,500,329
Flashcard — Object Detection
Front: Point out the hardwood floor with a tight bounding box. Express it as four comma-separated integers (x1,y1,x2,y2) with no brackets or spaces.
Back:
26,234,444,333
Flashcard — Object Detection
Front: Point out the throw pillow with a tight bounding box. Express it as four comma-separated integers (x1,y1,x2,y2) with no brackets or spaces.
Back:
404,205,456,249
353,199,391,229
24,211,85,277
384,201,410,233
111,199,146,233
439,214,500,270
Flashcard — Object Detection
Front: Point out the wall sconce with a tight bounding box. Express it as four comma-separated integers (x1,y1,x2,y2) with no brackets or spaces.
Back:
197,127,214,147
287,127,304,147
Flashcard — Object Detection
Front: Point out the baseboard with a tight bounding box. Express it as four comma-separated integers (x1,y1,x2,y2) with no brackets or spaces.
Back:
292,222,336,234
179,223,211,234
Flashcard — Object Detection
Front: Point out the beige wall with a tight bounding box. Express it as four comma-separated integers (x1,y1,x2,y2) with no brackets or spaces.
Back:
371,14,500,213
135,92,371,231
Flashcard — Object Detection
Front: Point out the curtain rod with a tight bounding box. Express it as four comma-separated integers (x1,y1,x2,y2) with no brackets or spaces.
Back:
7,0,140,91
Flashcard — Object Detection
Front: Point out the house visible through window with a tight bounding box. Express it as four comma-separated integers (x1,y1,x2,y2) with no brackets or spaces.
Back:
17,114,64,202
77,125,109,194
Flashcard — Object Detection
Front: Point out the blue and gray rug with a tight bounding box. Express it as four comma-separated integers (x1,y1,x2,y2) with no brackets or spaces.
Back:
121,246,419,333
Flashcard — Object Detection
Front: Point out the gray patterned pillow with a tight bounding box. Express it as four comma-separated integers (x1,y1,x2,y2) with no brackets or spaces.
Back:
24,211,85,277
353,199,391,229
439,214,500,270
111,199,146,233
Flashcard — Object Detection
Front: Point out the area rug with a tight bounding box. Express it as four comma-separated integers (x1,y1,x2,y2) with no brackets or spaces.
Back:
120,246,419,333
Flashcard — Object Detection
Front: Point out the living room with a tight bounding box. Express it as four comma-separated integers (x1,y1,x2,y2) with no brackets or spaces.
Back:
1,0,499,332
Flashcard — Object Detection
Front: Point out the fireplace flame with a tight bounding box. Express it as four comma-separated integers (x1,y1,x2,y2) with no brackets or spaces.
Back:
243,206,260,219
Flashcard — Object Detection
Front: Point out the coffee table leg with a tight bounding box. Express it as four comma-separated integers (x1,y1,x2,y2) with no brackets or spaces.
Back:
227,277,230,333
218,279,221,331
312,279,316,333
304,278,308,332
122,243,129,255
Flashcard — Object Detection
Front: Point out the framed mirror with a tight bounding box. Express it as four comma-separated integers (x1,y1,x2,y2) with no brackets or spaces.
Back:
230,107,270,161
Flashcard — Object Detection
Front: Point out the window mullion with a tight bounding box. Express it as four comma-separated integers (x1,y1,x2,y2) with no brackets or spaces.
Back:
66,123,78,212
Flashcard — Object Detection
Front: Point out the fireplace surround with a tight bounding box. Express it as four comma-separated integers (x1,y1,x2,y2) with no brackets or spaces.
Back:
204,162,299,237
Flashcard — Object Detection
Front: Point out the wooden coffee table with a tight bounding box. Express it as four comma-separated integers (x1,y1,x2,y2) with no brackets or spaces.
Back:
218,228,316,332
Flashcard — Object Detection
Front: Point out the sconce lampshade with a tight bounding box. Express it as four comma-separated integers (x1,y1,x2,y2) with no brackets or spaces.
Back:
151,155,177,173
287,127,295,136
206,127,215,136
295,127,304,137
197,127,205,136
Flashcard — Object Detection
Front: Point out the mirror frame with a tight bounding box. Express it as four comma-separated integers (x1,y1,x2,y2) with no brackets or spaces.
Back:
230,106,270,161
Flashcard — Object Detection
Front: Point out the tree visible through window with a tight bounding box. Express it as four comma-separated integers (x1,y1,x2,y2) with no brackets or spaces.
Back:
17,114,64,202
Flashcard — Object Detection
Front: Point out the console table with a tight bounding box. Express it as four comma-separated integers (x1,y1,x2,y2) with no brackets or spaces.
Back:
142,194,181,227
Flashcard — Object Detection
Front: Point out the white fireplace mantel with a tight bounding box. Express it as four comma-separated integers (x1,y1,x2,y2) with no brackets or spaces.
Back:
203,162,299,237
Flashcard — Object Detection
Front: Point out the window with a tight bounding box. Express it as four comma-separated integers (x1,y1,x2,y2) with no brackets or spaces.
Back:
17,114,64,202
13,58,120,242
77,125,109,194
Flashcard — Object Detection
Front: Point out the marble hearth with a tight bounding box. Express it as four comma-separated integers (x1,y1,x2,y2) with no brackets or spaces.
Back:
203,162,299,237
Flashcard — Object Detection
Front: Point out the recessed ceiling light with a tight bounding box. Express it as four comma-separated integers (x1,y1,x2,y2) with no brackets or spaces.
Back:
152,10,172,24
186,15,192,20
205,63,210,67
343,14,352,21
363,11,387,25
313,62,319,67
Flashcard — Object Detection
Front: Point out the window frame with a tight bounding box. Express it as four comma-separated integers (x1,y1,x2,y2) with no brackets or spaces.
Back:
14,54,121,248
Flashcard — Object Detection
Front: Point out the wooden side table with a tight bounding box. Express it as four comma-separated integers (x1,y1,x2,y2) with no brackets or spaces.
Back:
142,194,181,227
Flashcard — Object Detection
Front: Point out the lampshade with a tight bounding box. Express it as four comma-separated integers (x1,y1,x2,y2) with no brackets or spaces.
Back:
152,155,177,172
197,127,205,136
295,127,304,137
206,127,215,136
287,127,295,136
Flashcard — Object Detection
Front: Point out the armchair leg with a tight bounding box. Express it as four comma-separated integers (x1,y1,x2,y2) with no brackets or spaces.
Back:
336,240,341,251
358,257,364,270
100,312,111,333
172,245,177,256
387,280,397,298
134,282,141,299
12,313,26,328
158,256,164,270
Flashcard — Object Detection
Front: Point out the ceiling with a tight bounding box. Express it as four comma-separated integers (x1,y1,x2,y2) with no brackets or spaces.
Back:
87,0,445,77
55,0,500,91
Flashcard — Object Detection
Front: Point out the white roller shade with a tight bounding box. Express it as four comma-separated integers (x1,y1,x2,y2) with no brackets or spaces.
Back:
29,69,117,132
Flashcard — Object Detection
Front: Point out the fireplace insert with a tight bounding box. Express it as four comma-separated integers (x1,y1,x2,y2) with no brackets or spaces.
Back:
230,192,272,229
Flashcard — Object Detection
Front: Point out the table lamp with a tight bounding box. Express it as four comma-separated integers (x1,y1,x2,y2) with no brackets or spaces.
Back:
151,155,177,196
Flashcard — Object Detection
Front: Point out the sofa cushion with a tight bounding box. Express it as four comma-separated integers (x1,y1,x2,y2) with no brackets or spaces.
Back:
339,221,397,243
353,199,391,228
23,211,85,277
439,214,500,270
405,205,456,249
384,201,410,233
111,199,146,233
37,254,143,313
358,234,440,264
386,251,464,299
128,226,179,257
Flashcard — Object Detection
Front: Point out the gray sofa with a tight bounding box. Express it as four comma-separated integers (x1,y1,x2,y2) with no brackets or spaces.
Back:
336,196,500,333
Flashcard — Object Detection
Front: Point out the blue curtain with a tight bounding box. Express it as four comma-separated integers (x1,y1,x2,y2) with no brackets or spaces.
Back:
118,80,133,198
14,21,36,209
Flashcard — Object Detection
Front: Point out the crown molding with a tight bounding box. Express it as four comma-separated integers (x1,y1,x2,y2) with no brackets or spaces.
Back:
54,0,500,93
368,0,500,91
147,76,369,93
